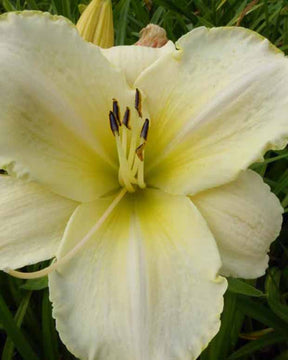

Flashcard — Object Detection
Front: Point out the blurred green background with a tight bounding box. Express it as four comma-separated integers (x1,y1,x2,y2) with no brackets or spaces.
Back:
1,0,288,359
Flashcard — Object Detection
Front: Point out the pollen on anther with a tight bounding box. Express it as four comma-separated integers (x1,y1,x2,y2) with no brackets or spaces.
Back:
140,119,149,141
112,99,121,126
109,111,119,136
135,88,142,118
122,107,131,129
136,143,145,161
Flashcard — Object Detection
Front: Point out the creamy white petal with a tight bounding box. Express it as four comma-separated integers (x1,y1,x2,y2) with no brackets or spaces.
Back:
0,11,137,201
0,176,77,270
49,189,226,360
135,27,288,195
192,170,283,278
101,41,175,86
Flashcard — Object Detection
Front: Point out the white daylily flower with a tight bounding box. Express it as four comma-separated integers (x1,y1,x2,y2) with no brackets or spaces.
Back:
0,11,286,360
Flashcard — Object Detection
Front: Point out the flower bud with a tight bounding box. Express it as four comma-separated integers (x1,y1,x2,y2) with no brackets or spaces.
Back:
76,0,114,48
135,24,168,48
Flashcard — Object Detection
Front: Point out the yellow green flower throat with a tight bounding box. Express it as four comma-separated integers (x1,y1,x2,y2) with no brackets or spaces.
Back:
109,88,149,192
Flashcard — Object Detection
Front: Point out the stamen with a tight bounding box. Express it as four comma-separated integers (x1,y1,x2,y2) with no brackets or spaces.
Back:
131,153,145,188
136,119,149,162
132,155,140,175
113,99,121,126
140,119,149,141
128,130,138,168
7,188,127,280
109,97,149,191
137,160,145,188
121,107,130,157
136,143,145,161
135,88,142,118
109,111,119,135
122,126,128,157
122,107,131,129
115,135,135,192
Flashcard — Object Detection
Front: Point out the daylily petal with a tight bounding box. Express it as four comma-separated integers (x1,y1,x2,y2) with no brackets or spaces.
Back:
49,189,226,360
0,11,136,201
0,175,77,270
101,41,175,86
192,170,283,278
135,26,288,195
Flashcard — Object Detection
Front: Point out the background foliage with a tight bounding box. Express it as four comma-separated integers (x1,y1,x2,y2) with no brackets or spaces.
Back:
0,0,288,359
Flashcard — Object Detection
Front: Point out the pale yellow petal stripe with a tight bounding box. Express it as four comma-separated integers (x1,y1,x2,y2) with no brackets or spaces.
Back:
49,189,226,360
0,12,136,201
192,170,283,279
0,176,77,270
136,27,288,195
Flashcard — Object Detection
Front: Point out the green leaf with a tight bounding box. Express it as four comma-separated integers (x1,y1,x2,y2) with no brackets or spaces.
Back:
0,294,39,360
273,349,288,360
266,268,288,324
115,0,131,45
42,290,59,360
200,292,244,360
1,292,32,360
25,0,39,10
62,0,72,20
236,296,288,336
2,0,15,11
20,277,48,291
227,278,265,298
227,331,287,360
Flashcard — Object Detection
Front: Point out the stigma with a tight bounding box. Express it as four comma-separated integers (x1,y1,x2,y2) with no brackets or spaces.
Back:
109,89,149,192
